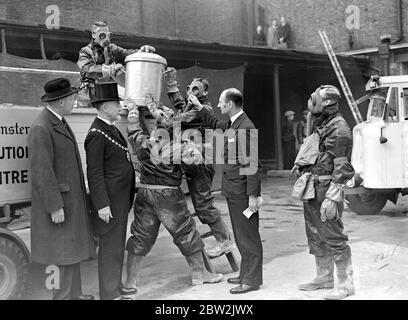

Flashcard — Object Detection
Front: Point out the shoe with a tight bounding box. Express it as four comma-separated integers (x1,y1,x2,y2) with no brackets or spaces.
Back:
230,284,259,294
298,255,334,291
185,251,224,285
227,277,241,284
206,241,234,259
72,294,95,300
120,287,138,296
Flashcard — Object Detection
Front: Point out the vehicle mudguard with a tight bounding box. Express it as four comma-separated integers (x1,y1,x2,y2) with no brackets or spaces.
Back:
0,227,30,262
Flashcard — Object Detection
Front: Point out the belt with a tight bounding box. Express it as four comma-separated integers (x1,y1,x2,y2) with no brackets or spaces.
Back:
139,183,179,190
313,175,332,181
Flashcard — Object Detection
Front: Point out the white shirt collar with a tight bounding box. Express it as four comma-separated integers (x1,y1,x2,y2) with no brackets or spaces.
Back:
97,116,113,126
230,110,244,125
47,107,63,121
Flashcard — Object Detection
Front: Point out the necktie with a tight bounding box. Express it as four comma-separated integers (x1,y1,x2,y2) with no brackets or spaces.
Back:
227,120,232,129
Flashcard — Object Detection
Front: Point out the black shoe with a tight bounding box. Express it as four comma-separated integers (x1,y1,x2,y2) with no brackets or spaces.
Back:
227,277,241,284
230,284,259,294
72,294,95,300
120,287,138,296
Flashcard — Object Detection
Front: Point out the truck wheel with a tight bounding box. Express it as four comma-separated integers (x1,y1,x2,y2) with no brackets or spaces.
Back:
0,238,28,300
346,193,388,215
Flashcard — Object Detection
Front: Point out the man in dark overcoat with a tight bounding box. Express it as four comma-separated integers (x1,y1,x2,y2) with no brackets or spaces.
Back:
85,82,135,300
28,78,95,300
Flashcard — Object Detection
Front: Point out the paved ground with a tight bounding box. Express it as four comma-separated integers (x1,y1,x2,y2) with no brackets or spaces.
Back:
15,176,408,300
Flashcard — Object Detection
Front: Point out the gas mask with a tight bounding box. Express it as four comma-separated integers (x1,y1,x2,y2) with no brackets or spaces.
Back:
307,85,341,115
187,79,206,99
92,26,111,48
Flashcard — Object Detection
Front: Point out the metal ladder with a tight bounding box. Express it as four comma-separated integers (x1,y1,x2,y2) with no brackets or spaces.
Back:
318,30,364,124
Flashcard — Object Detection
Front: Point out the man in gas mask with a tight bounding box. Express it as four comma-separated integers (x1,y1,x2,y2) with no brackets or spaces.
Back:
296,85,355,300
164,68,234,259
122,98,223,295
77,21,155,107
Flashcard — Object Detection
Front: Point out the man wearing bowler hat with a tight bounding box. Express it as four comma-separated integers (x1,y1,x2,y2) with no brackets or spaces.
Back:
85,82,135,300
28,78,95,300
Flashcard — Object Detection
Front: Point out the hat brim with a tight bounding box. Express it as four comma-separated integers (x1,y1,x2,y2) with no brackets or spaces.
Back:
41,87,79,102
91,97,124,104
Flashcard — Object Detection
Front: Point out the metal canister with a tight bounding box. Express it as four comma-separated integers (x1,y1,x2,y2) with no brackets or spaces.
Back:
125,52,167,106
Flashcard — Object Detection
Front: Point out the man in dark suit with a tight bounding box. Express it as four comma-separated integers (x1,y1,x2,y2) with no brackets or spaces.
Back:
85,82,135,300
188,88,263,294
28,78,95,300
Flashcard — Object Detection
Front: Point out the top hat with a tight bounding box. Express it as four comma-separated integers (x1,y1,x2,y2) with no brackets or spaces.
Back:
41,78,78,102
91,82,123,104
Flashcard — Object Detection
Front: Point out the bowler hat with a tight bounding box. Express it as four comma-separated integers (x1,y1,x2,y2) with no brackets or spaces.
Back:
41,78,78,102
91,82,123,104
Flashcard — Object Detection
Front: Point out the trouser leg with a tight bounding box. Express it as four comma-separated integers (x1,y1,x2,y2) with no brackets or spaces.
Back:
227,198,263,287
52,263,82,300
98,212,128,300
125,189,161,256
155,188,204,256
184,164,230,240
303,199,350,260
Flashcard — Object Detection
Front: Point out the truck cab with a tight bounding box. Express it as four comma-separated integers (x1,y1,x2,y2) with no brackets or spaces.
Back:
346,75,408,214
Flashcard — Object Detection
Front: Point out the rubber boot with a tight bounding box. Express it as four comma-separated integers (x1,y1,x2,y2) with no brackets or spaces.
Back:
323,256,355,300
206,218,234,258
298,255,334,291
123,253,143,293
185,250,224,285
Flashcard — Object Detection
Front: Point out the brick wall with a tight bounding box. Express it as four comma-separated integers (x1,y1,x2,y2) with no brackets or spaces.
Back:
0,0,263,46
266,0,408,53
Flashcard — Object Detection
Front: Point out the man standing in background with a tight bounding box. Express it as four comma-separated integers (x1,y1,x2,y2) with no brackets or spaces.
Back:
277,16,291,48
282,110,296,169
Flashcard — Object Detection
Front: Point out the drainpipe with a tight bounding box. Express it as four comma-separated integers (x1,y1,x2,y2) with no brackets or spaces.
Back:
379,35,391,76
392,0,404,44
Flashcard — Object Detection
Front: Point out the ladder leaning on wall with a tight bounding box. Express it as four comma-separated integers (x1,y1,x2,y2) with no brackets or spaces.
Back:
318,30,364,124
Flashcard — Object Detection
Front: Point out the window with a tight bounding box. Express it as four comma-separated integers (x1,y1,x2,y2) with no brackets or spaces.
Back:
368,89,387,119
387,87,399,122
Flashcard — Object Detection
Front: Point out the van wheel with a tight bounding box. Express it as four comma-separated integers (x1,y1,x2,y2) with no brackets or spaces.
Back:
0,238,28,300
346,193,388,215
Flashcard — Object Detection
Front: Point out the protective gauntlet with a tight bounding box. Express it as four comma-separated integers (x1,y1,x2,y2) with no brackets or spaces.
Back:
320,182,344,222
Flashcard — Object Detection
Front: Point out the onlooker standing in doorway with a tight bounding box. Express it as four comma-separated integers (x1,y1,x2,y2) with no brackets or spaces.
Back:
267,19,279,48
282,110,296,169
296,110,309,148
253,25,267,46
277,17,291,48
28,78,96,300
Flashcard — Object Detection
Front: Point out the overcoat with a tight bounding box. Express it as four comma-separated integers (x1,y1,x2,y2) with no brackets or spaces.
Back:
84,118,135,237
28,108,95,265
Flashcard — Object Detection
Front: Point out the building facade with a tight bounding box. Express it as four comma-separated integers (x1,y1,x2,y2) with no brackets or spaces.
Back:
0,0,270,47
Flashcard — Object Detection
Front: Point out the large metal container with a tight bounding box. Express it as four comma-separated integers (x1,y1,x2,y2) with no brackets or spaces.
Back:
125,52,167,106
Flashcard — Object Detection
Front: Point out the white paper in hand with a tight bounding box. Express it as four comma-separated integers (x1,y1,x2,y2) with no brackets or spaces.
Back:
242,196,264,219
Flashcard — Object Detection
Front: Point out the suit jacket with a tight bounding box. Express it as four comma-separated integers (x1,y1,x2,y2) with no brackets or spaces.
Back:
199,109,261,199
85,118,135,237
28,108,95,265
